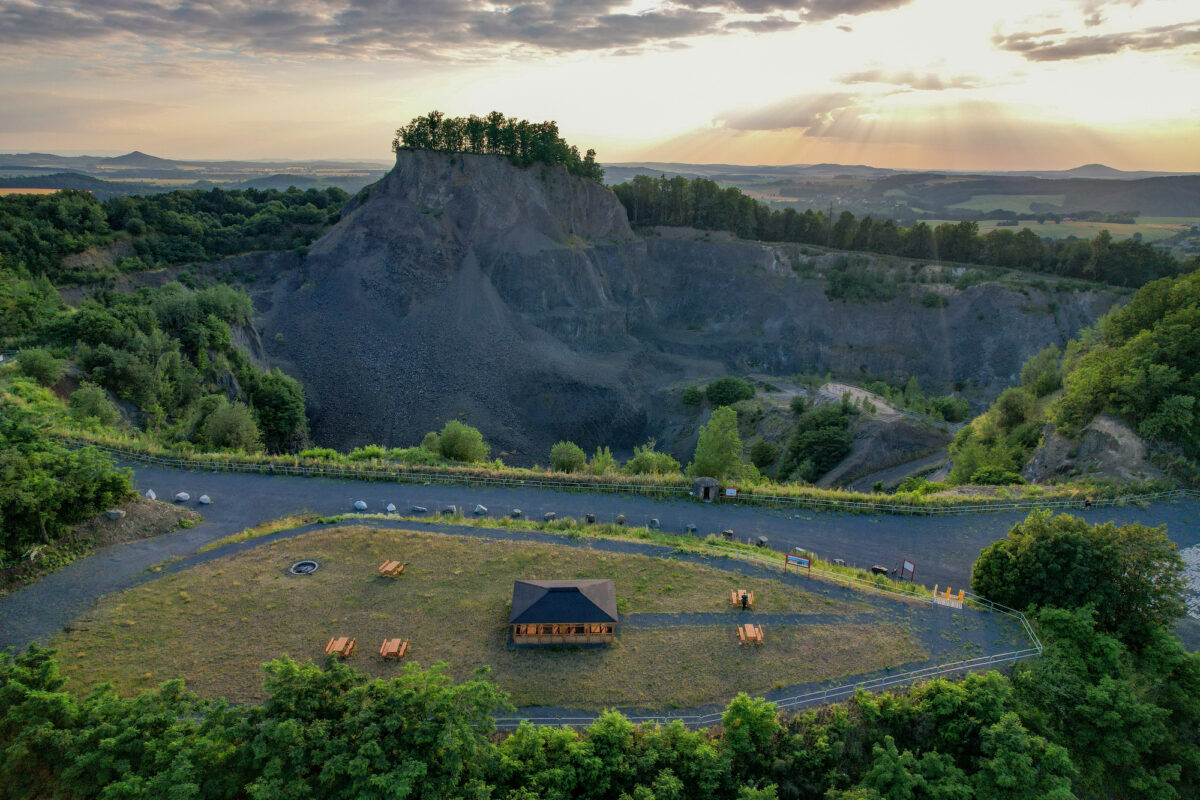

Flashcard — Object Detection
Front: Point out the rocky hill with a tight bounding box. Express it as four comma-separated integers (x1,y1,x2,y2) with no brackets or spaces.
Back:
254,151,1121,463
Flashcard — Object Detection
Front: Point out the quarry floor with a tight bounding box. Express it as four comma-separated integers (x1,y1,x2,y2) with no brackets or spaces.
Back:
3,461,1199,659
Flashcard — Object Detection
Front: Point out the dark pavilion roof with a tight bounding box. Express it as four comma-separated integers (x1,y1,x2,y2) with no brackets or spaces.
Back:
509,579,618,624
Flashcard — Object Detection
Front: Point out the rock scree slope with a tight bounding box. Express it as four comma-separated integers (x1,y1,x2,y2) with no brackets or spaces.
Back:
259,150,1119,463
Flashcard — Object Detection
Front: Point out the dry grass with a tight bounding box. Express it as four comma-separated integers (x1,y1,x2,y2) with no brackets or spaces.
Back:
53,526,925,708
197,512,320,553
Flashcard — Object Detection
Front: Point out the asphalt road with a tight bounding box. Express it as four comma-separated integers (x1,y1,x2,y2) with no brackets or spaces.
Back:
3,461,1199,651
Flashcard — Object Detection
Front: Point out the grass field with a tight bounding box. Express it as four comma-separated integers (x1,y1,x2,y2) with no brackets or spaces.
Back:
924,218,1193,242
948,194,1065,213
0,187,62,196
51,526,926,709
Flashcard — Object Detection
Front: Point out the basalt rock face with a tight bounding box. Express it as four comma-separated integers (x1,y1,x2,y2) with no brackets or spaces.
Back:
258,151,1120,463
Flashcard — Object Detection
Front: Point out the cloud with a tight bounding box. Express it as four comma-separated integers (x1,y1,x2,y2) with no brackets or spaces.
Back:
716,92,858,131
0,0,908,62
995,19,1200,61
839,69,978,90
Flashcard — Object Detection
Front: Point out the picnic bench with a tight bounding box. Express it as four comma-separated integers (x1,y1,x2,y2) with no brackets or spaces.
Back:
737,624,764,645
379,638,409,659
325,637,356,657
730,589,755,608
378,560,407,578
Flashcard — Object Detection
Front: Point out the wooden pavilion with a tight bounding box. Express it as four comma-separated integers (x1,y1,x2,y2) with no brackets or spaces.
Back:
510,579,618,645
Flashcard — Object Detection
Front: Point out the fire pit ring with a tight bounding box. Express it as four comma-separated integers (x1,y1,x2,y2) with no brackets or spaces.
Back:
289,560,319,575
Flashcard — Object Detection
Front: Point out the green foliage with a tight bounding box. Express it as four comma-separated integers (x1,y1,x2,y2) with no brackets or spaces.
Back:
0,269,62,339
550,440,587,472
682,385,703,406
625,440,682,476
1054,270,1200,455
994,387,1036,433
0,399,132,564
251,368,309,453
346,444,388,461
393,110,604,181
973,511,1184,644
860,376,970,423
921,291,949,308
0,186,347,284
749,440,781,469
68,382,120,427
436,420,489,463
689,406,746,480
14,348,64,386
779,403,853,482
789,394,809,415
1020,344,1063,397
612,176,1188,286
706,377,755,407
826,255,899,303
195,398,262,453
588,445,618,475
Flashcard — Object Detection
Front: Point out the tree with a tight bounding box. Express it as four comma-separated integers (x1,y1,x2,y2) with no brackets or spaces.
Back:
972,713,1076,800
778,404,852,482
549,440,587,472
15,348,65,386
705,377,755,407
690,407,745,480
251,369,309,453
196,399,262,452
972,511,1184,644
589,446,618,475
68,383,120,427
682,386,703,407
720,693,782,782
437,420,489,462
749,440,780,469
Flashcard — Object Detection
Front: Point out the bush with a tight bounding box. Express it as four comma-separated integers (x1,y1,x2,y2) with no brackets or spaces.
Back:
15,349,65,386
624,440,681,475
347,445,388,462
421,431,441,451
437,420,488,462
196,400,262,452
779,404,852,482
920,291,948,308
749,440,780,469
549,441,587,472
995,387,1036,433
789,395,808,416
681,385,703,406
706,377,755,406
588,446,618,475
930,395,971,422
298,447,341,460
68,383,120,427
970,466,1025,485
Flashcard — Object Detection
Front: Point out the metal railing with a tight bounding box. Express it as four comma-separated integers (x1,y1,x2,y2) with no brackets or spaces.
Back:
60,438,1199,517
493,540,1043,729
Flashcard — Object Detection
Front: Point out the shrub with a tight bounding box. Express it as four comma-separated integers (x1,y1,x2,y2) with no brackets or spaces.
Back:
549,441,587,472
995,387,1036,433
421,431,441,452
706,377,755,407
588,446,618,475
625,441,681,475
298,447,341,460
920,291,948,308
68,383,120,427
681,386,703,406
15,349,65,387
789,395,808,416
437,420,488,462
749,440,780,469
347,445,388,462
196,400,262,452
970,466,1025,485
779,404,852,482
930,395,971,422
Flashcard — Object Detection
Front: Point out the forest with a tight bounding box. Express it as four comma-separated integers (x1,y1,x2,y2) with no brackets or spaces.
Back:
392,110,605,182
613,174,1194,287
1,511,1195,800
0,186,347,283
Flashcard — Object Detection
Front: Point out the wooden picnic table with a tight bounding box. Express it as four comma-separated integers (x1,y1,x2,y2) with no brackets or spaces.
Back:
379,638,409,659
325,636,356,657
378,560,407,577
737,624,764,645
730,589,755,608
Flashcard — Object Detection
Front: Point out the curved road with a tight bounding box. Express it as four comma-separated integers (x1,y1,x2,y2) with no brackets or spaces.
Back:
3,461,1199,651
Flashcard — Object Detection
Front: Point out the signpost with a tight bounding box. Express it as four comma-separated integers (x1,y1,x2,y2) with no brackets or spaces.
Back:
900,558,916,582
784,553,811,574
724,487,739,501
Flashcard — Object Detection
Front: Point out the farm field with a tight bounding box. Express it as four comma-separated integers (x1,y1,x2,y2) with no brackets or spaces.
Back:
0,187,61,195
50,525,929,709
948,194,1065,213
924,218,1195,242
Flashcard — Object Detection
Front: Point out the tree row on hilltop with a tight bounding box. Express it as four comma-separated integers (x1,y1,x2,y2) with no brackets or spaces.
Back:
392,110,604,182
614,174,1193,287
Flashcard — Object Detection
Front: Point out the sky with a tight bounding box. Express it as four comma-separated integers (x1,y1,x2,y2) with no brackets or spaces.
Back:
0,0,1198,170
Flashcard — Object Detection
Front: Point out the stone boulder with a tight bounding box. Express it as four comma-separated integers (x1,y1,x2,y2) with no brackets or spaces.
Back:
198,495,212,505
174,492,190,503
145,489,156,501
105,509,126,520
354,500,368,511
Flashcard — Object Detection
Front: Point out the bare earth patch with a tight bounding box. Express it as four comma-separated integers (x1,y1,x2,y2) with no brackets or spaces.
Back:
53,526,926,709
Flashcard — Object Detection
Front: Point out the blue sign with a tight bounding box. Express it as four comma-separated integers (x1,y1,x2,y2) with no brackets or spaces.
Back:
786,554,810,569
